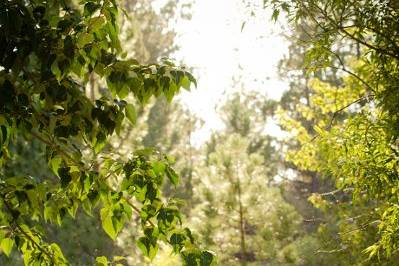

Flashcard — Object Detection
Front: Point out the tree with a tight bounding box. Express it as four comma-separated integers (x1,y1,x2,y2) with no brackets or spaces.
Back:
0,0,214,265
189,92,321,265
267,0,399,262
194,133,303,265
0,0,197,264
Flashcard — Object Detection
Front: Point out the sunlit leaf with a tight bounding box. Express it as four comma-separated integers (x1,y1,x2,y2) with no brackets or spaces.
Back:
1,238,14,257
125,103,137,125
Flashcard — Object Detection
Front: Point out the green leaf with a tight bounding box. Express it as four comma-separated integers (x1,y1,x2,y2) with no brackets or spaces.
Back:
58,167,72,188
152,161,166,176
89,16,106,33
82,198,93,216
51,60,62,81
22,250,32,265
100,208,117,240
125,104,137,125
137,236,158,260
95,256,108,266
165,154,176,164
200,251,216,266
117,85,129,99
170,232,185,253
94,131,107,153
186,72,197,88
100,207,126,240
49,243,67,264
166,166,179,186
181,76,191,90
1,238,14,257
50,156,62,176
157,207,181,231
113,256,126,262
84,2,101,17
77,33,94,48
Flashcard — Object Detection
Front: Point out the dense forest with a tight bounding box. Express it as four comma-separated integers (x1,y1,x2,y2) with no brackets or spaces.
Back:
0,0,398,265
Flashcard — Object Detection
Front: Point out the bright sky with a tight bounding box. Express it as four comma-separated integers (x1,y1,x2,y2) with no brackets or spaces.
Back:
171,0,289,144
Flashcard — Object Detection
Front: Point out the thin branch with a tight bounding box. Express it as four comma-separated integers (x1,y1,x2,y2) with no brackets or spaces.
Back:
308,1,399,61
338,27,399,61
30,130,79,167
338,220,380,237
303,217,326,223
327,94,374,130
312,187,355,198
125,200,155,227
327,65,375,93
316,247,346,254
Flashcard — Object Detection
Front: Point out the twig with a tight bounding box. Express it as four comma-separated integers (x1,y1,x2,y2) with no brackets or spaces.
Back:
125,200,155,227
327,94,374,130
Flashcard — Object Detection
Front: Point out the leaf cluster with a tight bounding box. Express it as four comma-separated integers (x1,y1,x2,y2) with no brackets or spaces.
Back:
0,0,213,265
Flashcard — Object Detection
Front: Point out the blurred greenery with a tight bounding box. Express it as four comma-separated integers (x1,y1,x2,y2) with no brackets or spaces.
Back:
1,0,399,265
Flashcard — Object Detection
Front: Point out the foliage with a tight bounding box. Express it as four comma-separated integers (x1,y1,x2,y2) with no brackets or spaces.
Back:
1,137,122,265
0,0,214,265
267,0,399,262
104,2,200,260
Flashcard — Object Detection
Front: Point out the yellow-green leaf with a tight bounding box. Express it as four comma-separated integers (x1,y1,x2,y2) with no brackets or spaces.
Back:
50,156,62,176
1,238,14,257
125,104,136,125
95,256,108,266
180,76,191,90
100,208,117,240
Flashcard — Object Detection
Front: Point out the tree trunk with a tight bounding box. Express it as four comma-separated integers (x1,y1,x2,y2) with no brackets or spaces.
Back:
237,179,247,266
